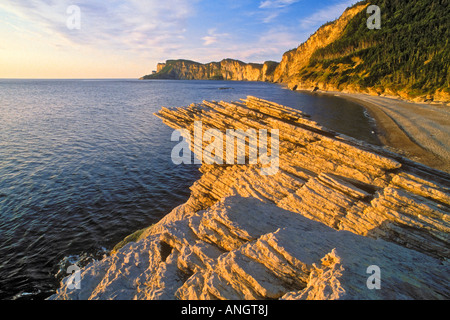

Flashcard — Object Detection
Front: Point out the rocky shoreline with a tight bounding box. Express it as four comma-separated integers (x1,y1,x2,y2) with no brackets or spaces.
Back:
292,88,450,173
50,97,450,300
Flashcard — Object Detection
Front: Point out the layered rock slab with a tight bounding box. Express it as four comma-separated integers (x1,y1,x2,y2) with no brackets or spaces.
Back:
155,96,450,260
51,196,449,300
50,96,450,300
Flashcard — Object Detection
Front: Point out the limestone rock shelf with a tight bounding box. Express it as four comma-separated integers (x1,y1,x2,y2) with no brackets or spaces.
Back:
50,96,450,300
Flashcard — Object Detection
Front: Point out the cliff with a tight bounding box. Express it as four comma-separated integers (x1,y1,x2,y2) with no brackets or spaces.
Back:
141,0,450,103
272,3,367,83
141,59,279,82
276,0,450,103
50,97,450,300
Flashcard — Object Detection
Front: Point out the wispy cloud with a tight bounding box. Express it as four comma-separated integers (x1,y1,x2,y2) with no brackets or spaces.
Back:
299,0,358,30
201,28,230,46
0,0,196,54
259,0,300,9
186,26,299,64
0,0,359,78
257,0,300,23
262,12,280,23
240,27,300,61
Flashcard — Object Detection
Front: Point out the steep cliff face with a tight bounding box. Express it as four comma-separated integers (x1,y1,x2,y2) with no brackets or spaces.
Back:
280,0,450,102
156,63,166,73
272,3,368,83
141,0,449,103
142,59,279,82
50,97,450,300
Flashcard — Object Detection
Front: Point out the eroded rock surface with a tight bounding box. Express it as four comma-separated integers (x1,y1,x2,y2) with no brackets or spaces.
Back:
50,97,450,300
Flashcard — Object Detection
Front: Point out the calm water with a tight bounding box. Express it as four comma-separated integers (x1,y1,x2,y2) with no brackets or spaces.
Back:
0,79,379,300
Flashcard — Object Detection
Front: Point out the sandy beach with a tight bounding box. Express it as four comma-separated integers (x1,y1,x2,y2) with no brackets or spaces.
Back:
317,91,450,173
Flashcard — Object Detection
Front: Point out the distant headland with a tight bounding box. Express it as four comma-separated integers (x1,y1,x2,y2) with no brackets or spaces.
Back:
141,0,450,104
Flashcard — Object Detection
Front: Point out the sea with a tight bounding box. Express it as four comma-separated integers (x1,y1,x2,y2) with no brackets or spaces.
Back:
0,79,379,300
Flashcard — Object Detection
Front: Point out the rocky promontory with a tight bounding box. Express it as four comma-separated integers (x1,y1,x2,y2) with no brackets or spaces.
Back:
50,96,450,300
141,59,279,82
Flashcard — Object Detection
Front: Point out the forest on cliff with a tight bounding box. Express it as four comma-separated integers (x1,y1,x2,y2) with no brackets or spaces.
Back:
300,0,449,98
142,0,449,101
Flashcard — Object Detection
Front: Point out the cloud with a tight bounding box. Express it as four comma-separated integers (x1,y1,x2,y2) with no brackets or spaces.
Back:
262,12,280,23
0,0,197,55
257,0,300,23
0,0,359,78
299,0,358,30
201,28,230,46
259,0,300,9
201,36,217,46
188,26,299,64
241,27,299,60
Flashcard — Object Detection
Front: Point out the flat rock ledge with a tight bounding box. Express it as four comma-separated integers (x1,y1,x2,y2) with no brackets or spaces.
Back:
50,97,450,300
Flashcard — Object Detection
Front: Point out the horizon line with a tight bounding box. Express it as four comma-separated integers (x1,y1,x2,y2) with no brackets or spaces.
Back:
0,77,140,80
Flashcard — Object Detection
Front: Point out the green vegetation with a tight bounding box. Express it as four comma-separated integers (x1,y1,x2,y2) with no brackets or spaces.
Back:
111,226,153,255
141,0,448,100
299,0,449,98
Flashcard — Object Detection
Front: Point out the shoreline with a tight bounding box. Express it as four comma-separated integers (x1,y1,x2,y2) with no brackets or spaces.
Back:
295,88,450,174
50,96,450,300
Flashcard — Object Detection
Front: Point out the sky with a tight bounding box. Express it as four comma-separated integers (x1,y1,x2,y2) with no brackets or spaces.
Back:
0,0,360,79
